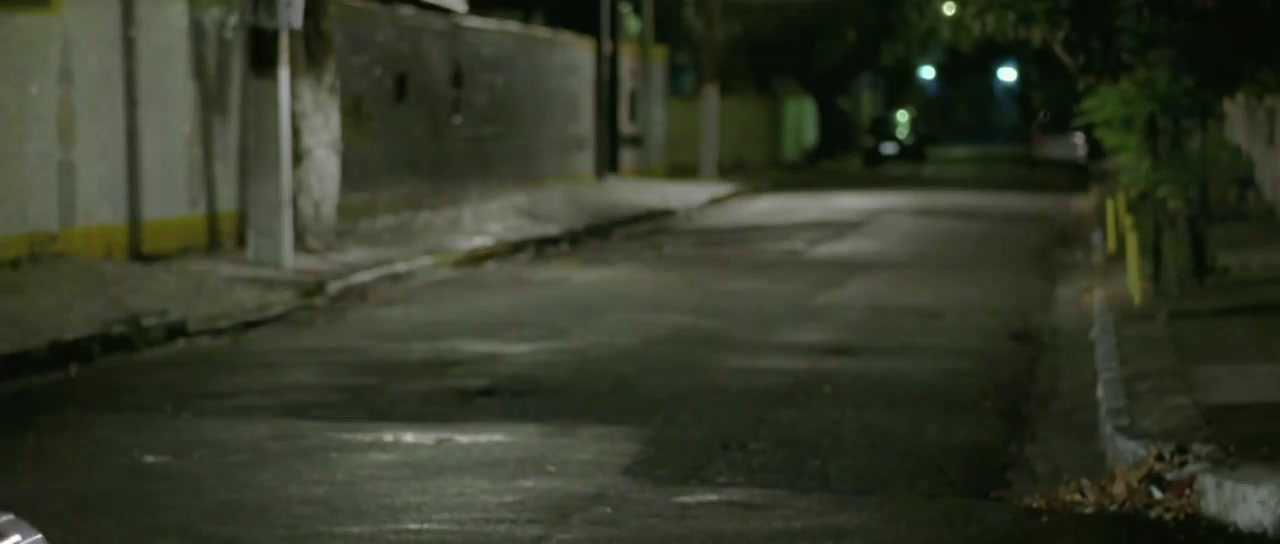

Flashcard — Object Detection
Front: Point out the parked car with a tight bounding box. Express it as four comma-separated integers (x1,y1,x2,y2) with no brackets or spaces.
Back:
1029,130,1090,164
862,113,928,167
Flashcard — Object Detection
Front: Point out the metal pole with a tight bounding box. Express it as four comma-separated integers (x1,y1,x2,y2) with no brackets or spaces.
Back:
275,0,295,268
597,0,613,178
697,0,721,180
121,0,143,258
640,0,656,174
607,0,621,174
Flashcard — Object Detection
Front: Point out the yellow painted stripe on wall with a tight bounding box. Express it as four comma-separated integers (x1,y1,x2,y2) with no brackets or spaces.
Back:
0,212,239,262
0,0,61,14
3,174,598,263
140,213,240,256
619,42,670,62
0,225,128,261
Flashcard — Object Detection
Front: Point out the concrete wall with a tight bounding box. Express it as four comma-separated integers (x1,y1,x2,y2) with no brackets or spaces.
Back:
778,92,820,164
1225,95,1280,214
667,94,779,174
0,0,241,261
618,42,669,176
1,0,129,259
1,0,633,261
334,0,598,218
137,0,242,254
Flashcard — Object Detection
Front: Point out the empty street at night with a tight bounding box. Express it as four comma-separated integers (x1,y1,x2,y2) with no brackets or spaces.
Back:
0,188,1266,542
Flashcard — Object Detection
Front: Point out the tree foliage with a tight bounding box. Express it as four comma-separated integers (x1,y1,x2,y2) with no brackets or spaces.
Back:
885,0,1278,284
903,0,1277,202
708,0,911,159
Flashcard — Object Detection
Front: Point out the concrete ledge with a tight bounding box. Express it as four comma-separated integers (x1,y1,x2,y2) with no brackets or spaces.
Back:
1198,464,1280,534
1091,229,1280,536
0,186,746,386
1093,294,1167,468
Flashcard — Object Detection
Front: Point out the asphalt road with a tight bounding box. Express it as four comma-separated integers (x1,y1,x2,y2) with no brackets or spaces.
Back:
0,189,1267,543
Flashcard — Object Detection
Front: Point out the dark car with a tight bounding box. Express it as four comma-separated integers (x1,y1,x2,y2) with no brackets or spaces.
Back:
862,112,928,167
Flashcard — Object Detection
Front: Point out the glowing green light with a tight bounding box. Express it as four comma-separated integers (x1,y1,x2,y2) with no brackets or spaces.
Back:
941,1,958,17
917,64,937,81
894,109,911,124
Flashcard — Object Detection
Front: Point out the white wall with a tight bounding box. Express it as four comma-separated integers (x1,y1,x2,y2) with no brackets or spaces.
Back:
0,0,241,260
1,0,619,261
1225,95,1280,214
135,0,202,226
667,94,779,174
0,8,64,241
618,42,668,176
334,2,598,213
0,0,130,251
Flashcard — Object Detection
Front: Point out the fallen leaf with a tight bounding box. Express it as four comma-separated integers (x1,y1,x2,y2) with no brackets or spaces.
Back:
1167,478,1193,498
1110,465,1131,503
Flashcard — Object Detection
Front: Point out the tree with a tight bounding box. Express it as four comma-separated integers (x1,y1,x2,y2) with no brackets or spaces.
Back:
292,0,342,252
720,0,904,162
900,0,1279,285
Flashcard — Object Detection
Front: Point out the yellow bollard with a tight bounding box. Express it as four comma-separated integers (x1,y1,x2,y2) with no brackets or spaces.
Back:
1117,192,1129,230
1104,197,1118,256
1124,219,1144,307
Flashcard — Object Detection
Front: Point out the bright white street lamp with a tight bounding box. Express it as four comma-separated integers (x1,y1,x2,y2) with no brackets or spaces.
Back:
916,64,937,81
996,65,1019,84
941,1,958,17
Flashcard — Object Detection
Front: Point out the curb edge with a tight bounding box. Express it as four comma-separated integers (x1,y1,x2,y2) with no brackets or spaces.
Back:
0,188,747,386
1090,229,1280,536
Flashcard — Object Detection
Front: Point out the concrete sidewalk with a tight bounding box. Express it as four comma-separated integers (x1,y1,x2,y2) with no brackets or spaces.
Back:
1093,231,1280,535
1213,217,1280,281
0,178,738,382
182,178,737,288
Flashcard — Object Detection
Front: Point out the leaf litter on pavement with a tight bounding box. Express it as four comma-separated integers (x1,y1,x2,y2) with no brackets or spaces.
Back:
1021,447,1209,522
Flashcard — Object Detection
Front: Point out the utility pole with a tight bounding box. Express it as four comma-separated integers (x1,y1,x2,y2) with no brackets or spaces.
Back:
640,0,657,174
245,0,302,269
597,0,619,178
273,0,295,268
697,0,721,180
121,0,143,258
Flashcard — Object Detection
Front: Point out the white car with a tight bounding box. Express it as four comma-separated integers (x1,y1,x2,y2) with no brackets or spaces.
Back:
0,512,46,544
1030,130,1089,164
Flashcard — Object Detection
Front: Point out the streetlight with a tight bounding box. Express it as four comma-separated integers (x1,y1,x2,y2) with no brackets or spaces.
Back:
996,64,1019,84
941,1,958,17
916,64,937,81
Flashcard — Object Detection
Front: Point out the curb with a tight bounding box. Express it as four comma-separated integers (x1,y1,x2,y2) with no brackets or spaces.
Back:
320,187,749,296
0,300,307,386
1090,230,1280,536
0,189,746,386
